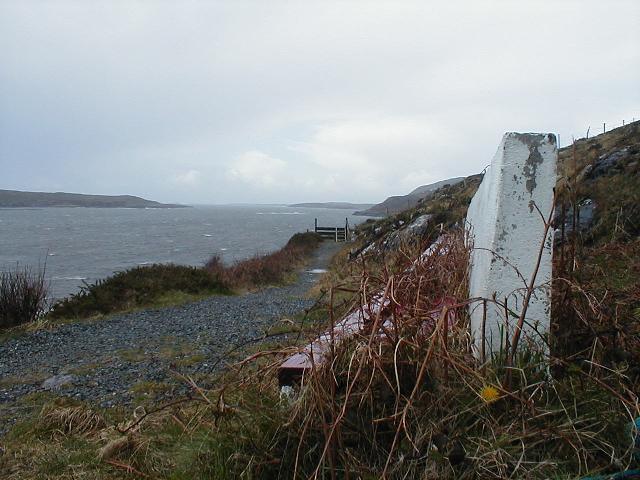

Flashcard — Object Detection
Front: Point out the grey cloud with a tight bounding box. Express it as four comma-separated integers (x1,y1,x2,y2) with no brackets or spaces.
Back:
1,0,638,204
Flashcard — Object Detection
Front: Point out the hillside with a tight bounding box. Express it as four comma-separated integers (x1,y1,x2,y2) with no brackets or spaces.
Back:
0,190,188,208
354,122,639,248
354,176,465,216
353,120,640,369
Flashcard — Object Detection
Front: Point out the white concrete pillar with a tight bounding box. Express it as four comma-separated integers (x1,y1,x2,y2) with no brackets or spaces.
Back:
467,133,557,358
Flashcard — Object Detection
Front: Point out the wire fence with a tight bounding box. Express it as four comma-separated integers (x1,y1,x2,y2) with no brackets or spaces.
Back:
558,115,638,148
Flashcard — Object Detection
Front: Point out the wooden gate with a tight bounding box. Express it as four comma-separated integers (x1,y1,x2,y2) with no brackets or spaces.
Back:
314,218,349,242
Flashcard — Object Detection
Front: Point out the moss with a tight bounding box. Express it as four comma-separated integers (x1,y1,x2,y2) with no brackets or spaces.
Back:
68,362,101,376
173,353,206,367
117,347,147,363
130,380,171,395
0,371,48,388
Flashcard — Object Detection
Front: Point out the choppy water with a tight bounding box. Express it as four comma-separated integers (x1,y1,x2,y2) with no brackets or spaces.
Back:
0,205,367,299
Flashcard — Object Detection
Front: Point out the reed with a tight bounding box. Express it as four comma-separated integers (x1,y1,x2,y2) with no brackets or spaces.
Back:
0,264,49,328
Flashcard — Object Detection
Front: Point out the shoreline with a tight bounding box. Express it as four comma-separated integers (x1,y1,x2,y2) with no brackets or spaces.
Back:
0,241,343,434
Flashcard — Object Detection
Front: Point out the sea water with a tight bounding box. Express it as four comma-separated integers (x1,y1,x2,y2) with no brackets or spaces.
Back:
0,205,368,299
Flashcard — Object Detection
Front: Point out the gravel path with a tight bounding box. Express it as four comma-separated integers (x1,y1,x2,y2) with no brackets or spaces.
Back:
0,242,341,421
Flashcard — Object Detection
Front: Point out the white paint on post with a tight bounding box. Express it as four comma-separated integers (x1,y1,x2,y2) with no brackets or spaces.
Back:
467,132,557,357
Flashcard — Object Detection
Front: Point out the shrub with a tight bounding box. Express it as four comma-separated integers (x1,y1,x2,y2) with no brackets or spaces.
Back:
49,264,230,319
284,231,324,250
0,265,49,329
205,232,323,290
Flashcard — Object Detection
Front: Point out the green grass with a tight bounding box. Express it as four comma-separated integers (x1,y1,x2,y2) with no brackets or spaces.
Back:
0,393,128,479
116,347,147,363
0,372,48,388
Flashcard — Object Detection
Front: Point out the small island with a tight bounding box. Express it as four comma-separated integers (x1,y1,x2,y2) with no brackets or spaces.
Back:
0,189,189,208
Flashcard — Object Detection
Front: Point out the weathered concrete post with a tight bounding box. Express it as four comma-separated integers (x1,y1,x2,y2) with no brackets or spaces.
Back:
467,133,557,357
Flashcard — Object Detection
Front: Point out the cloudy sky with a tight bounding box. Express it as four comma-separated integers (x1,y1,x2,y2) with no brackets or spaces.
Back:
1,1,638,204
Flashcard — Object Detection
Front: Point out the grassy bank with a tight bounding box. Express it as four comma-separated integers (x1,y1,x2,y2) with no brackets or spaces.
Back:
205,232,324,291
0,231,323,325
48,264,231,320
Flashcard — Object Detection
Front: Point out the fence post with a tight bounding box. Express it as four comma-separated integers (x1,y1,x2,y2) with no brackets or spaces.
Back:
314,218,318,233
466,132,557,357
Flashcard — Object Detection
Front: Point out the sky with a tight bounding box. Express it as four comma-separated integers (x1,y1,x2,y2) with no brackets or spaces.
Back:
1,1,638,205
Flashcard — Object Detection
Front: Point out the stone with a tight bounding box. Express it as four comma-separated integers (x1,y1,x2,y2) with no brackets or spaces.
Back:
466,132,557,357
554,198,596,243
590,147,631,178
406,214,433,235
42,374,76,390
383,214,433,250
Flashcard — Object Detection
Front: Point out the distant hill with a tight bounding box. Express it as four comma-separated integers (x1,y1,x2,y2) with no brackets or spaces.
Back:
0,190,188,208
288,202,374,210
354,177,465,216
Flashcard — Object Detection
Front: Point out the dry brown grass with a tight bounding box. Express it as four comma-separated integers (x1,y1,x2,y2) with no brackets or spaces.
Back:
39,404,106,437
205,232,323,290
0,265,49,328
181,231,639,478
2,231,638,479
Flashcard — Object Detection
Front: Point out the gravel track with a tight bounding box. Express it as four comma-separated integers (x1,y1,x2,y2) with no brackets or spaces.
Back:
0,242,341,419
